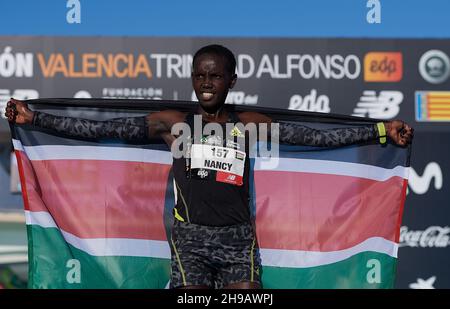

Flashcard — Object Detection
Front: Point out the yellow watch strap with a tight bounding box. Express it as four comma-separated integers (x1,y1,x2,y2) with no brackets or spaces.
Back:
376,122,387,144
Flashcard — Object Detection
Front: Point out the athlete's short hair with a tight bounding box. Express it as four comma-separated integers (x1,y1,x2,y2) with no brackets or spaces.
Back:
193,44,236,75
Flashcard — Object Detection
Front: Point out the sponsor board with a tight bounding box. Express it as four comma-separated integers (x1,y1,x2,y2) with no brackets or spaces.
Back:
236,53,361,79
364,52,402,82
0,46,33,78
400,226,450,248
419,50,450,84
288,89,330,113
352,90,403,119
408,162,443,195
416,91,450,122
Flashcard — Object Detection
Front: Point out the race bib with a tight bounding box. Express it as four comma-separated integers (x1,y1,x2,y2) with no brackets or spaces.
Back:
190,144,246,185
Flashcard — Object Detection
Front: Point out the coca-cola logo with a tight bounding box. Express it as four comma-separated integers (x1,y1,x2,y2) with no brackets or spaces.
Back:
399,226,450,248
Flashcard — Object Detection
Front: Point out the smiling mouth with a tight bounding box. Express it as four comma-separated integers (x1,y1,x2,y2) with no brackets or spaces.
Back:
201,92,214,100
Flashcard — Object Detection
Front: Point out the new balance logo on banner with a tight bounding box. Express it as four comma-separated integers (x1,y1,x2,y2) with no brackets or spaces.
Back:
352,91,403,119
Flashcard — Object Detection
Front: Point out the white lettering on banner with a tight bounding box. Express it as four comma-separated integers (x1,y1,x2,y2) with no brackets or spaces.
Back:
243,54,360,79
73,88,164,100
102,87,163,99
190,144,246,177
408,162,443,195
226,92,258,105
399,226,450,248
288,89,330,113
0,47,33,78
150,54,192,78
0,89,39,118
237,54,255,78
256,54,276,78
352,90,403,119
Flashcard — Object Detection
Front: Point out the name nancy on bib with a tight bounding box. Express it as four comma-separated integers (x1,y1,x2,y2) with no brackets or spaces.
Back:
190,144,246,185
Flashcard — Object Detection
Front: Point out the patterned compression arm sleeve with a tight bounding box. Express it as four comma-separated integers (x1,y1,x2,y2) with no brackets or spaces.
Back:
32,111,149,141
278,122,379,147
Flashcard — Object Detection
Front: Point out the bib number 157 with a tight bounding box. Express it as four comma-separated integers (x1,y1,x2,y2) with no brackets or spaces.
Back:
211,147,229,158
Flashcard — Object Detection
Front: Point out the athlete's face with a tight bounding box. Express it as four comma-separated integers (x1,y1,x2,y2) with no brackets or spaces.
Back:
192,53,237,114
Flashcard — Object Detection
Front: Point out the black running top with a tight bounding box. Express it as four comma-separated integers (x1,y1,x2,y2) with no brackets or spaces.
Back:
172,110,252,226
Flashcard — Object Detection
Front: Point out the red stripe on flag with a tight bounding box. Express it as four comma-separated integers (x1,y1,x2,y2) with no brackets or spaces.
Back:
19,152,171,241
254,170,404,251
395,179,408,243
15,150,32,211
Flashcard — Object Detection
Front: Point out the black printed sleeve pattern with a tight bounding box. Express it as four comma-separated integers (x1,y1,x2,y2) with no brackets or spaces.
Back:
278,122,379,147
32,111,149,141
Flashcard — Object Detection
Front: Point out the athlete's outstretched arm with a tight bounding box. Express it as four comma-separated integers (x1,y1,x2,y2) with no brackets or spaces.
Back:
5,98,179,141
32,111,150,141
238,111,413,147
278,120,413,147
278,122,376,146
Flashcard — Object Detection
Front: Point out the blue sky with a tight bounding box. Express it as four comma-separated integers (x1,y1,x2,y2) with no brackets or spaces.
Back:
0,0,449,38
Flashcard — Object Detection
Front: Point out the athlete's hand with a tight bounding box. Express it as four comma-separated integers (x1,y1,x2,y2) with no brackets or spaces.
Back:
384,120,414,146
4,98,35,125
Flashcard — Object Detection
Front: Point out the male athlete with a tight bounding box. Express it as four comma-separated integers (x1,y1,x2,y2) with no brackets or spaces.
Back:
5,44,413,289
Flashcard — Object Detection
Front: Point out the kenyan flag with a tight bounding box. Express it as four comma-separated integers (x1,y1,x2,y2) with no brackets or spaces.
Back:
11,99,409,288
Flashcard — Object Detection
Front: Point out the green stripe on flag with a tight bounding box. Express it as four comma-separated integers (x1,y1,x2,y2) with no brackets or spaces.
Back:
261,251,397,289
27,225,396,289
27,225,170,289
